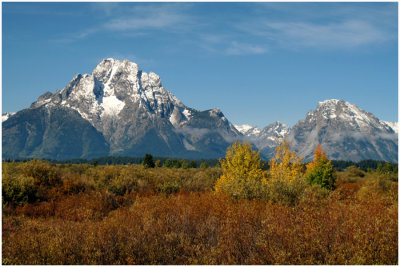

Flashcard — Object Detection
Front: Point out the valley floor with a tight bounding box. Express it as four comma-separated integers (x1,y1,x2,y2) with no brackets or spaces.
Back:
2,161,398,264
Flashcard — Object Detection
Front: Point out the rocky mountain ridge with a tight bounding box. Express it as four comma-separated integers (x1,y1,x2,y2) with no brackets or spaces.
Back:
287,99,398,162
2,59,398,162
236,100,397,162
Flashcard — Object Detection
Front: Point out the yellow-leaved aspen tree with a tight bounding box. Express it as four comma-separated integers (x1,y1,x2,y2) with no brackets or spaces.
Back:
268,139,304,183
215,141,265,199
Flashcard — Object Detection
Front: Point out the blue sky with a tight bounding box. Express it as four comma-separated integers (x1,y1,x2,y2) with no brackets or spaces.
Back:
2,2,398,127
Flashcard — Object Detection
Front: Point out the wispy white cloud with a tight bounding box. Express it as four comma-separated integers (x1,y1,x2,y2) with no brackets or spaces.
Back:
53,4,194,43
105,5,189,32
104,9,186,31
260,20,389,48
52,2,396,53
237,3,396,50
225,41,267,55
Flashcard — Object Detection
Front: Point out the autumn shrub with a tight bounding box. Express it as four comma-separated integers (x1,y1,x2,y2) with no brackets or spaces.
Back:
3,191,397,265
15,201,56,218
344,165,366,177
265,175,308,206
335,172,363,186
181,168,221,192
21,159,61,187
356,176,398,203
107,168,137,196
61,174,92,195
52,191,118,221
214,142,265,199
299,184,330,205
376,162,398,181
2,172,37,206
330,182,362,201
96,165,123,189
157,180,180,196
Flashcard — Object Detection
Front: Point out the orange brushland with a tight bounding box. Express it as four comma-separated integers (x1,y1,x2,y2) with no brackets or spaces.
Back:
2,157,398,265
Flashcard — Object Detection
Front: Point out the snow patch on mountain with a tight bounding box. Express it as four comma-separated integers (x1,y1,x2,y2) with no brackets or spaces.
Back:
102,95,125,117
183,109,191,120
383,121,398,134
2,112,15,122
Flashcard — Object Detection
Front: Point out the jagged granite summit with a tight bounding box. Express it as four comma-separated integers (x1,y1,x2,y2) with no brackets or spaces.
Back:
3,58,240,160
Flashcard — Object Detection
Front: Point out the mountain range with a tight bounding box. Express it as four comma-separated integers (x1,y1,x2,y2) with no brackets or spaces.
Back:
2,58,398,162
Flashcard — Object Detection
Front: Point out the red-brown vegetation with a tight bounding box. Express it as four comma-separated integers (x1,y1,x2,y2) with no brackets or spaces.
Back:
2,161,398,264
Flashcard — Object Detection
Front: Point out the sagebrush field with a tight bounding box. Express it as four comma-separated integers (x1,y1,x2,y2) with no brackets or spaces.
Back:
2,143,398,264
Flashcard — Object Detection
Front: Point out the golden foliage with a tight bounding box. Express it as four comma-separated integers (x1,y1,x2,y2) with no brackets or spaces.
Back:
214,142,265,199
268,139,304,183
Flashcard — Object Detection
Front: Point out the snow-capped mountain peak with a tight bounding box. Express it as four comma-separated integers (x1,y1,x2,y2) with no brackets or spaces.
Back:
307,99,389,132
234,124,261,136
288,99,398,162
264,121,289,137
18,58,242,158
30,58,189,131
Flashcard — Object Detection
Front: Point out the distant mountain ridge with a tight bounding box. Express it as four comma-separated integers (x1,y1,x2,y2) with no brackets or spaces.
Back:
237,99,397,162
235,121,290,159
2,59,398,162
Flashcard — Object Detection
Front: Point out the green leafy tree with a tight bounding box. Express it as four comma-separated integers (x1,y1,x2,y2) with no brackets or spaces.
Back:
142,154,155,168
180,160,189,169
305,145,336,190
189,160,197,168
199,162,209,169
164,158,173,168
215,141,265,199
154,160,161,168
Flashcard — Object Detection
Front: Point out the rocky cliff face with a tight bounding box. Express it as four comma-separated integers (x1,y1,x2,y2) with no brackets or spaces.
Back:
2,106,109,160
